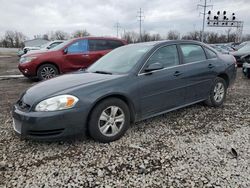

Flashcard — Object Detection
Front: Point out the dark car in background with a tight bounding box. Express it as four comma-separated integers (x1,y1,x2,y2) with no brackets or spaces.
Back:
231,42,250,67
242,54,250,78
12,40,237,143
18,37,127,80
214,44,235,52
210,44,230,54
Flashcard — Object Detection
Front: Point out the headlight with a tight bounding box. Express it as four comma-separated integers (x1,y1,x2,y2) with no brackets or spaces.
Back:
35,95,79,112
20,56,37,64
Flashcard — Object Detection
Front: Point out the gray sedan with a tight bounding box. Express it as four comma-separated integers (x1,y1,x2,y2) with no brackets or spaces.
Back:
12,40,237,143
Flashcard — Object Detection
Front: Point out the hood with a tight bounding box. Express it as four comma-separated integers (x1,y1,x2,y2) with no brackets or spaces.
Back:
26,49,48,55
22,49,57,58
22,72,122,105
231,51,248,57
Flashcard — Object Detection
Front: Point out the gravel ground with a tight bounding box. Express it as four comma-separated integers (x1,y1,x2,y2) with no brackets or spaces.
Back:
0,69,250,187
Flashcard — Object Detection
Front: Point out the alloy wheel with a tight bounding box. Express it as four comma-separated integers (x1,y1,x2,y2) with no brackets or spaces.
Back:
213,82,225,103
40,66,56,79
98,106,125,137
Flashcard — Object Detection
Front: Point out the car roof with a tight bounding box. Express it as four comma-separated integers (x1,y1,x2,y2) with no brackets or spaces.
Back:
73,36,125,41
127,40,205,47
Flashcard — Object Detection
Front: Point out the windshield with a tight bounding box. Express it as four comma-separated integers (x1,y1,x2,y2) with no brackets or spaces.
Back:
39,42,51,49
87,44,152,74
50,40,72,51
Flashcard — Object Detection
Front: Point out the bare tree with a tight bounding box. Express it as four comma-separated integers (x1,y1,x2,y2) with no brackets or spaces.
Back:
72,30,90,38
121,31,140,43
206,32,219,43
182,31,200,41
0,30,26,48
141,32,152,42
167,30,180,40
14,31,26,48
49,30,69,40
150,33,162,41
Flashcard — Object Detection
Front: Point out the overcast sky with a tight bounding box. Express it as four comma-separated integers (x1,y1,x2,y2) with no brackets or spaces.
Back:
0,0,249,39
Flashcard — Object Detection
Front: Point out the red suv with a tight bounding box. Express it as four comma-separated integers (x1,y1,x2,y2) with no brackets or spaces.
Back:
19,37,127,80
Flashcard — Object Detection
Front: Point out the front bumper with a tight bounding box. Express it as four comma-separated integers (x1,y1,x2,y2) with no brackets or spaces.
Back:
18,63,36,77
12,105,88,141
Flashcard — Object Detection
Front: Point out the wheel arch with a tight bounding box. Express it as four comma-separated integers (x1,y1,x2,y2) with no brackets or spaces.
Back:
217,73,229,87
36,62,60,76
87,94,136,124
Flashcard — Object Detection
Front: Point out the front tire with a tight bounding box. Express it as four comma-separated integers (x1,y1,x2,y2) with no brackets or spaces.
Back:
205,77,227,107
37,64,59,81
88,98,130,143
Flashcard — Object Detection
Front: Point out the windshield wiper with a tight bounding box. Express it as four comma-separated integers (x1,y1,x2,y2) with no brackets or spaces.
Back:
93,70,113,75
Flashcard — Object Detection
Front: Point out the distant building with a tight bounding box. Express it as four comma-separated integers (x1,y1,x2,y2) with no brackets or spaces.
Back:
24,38,49,47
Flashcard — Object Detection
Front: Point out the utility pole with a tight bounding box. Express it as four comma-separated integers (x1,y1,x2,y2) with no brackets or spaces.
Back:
197,0,213,42
114,22,121,38
137,8,144,42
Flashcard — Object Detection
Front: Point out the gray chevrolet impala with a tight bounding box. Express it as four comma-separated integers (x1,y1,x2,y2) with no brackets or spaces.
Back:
12,40,237,143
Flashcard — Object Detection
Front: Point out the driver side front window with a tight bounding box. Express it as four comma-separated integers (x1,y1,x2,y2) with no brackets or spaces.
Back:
67,40,88,54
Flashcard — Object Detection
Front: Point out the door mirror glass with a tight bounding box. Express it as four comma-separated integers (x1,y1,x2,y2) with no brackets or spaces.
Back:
63,48,68,54
145,63,164,72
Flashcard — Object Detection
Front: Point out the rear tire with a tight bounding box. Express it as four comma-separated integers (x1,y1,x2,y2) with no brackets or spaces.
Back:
88,98,130,143
205,77,227,107
37,64,59,81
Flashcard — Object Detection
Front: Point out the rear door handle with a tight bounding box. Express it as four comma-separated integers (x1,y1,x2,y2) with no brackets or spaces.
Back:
174,71,182,77
208,64,215,69
82,54,89,57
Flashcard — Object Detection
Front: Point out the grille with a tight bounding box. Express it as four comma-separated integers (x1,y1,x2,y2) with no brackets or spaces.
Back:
28,129,64,136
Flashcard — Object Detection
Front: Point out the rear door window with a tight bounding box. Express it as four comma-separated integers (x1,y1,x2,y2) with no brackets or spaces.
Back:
89,39,109,51
179,44,206,64
67,40,88,53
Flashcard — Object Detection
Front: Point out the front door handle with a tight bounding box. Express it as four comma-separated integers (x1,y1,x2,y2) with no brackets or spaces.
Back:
208,64,215,69
174,71,182,77
82,54,89,57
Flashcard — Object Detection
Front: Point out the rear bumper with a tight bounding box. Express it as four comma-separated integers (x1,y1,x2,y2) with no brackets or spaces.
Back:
12,105,88,141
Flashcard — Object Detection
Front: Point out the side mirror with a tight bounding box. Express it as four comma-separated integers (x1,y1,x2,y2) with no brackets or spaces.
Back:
47,46,51,49
145,62,164,72
63,48,68,54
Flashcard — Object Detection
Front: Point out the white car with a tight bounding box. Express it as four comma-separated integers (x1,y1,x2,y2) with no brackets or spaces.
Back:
18,40,64,56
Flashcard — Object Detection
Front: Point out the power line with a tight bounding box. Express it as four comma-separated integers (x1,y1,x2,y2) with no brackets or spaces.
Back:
137,8,145,42
197,0,213,42
114,22,121,38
